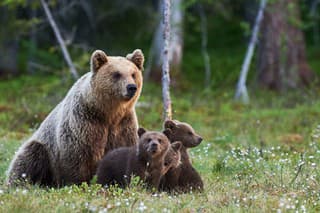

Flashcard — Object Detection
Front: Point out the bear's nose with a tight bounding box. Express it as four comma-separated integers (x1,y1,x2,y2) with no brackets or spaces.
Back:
151,142,159,150
126,84,137,97
151,142,158,148
198,137,203,143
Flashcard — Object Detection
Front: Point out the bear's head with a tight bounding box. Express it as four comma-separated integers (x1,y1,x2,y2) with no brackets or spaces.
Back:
163,141,182,174
90,49,144,102
137,128,170,160
163,120,203,148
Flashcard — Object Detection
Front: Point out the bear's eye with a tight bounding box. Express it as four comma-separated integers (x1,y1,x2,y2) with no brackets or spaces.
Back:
158,139,162,144
132,73,136,79
112,72,122,80
188,131,193,136
148,138,152,143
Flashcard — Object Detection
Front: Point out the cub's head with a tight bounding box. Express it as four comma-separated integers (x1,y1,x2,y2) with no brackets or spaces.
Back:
138,128,170,159
90,49,144,102
163,120,203,148
163,141,182,174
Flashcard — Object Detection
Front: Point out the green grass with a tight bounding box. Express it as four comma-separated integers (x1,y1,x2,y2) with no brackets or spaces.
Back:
0,75,320,212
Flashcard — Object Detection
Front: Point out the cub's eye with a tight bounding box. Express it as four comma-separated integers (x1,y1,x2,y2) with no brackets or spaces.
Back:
112,72,121,79
158,139,162,144
148,138,152,143
132,73,136,79
188,131,193,136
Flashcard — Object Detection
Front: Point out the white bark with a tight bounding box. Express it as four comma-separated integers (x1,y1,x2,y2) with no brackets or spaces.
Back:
41,0,79,80
235,0,267,103
162,0,172,120
169,0,183,67
199,4,211,88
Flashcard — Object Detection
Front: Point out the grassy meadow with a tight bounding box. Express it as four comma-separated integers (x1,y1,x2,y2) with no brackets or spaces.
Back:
0,72,320,212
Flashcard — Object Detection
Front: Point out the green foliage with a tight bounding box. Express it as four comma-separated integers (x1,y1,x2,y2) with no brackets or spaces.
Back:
1,0,26,7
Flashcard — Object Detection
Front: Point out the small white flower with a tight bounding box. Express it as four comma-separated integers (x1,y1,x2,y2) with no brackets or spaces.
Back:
98,208,107,213
138,202,147,212
89,205,97,212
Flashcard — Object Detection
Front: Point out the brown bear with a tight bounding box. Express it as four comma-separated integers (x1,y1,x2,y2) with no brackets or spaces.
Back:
163,141,182,175
7,49,144,187
96,128,178,189
160,120,204,193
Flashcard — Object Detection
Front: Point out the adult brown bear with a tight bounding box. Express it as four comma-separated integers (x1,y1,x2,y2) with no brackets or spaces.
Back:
7,49,144,187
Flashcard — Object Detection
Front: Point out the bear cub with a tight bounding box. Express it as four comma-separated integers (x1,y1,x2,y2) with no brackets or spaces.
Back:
163,140,182,175
96,128,181,189
160,120,204,192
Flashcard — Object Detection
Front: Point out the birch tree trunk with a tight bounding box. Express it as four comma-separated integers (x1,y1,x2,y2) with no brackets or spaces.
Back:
235,0,267,103
257,0,314,90
41,0,79,80
162,0,172,120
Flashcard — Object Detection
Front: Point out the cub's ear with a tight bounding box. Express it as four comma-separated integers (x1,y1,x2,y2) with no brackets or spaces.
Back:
138,127,147,137
164,120,176,129
91,50,108,73
163,128,172,138
171,141,182,151
126,49,144,70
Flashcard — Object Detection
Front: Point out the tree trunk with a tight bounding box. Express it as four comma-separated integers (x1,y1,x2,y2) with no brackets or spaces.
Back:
41,0,79,80
145,0,183,82
235,0,267,103
257,0,314,91
0,7,19,77
169,0,183,73
198,3,211,88
162,0,172,121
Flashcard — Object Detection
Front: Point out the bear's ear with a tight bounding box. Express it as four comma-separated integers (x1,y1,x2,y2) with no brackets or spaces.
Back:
91,50,108,73
138,127,147,137
164,120,176,129
163,128,172,138
171,141,182,152
126,49,144,70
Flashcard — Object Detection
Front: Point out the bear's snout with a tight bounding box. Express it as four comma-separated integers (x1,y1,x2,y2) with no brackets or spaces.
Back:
126,84,137,98
191,136,203,147
148,142,159,154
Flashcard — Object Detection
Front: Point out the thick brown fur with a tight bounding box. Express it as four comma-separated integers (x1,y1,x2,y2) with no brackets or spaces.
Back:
96,129,170,189
7,140,53,186
7,49,144,187
163,141,182,175
160,120,204,193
